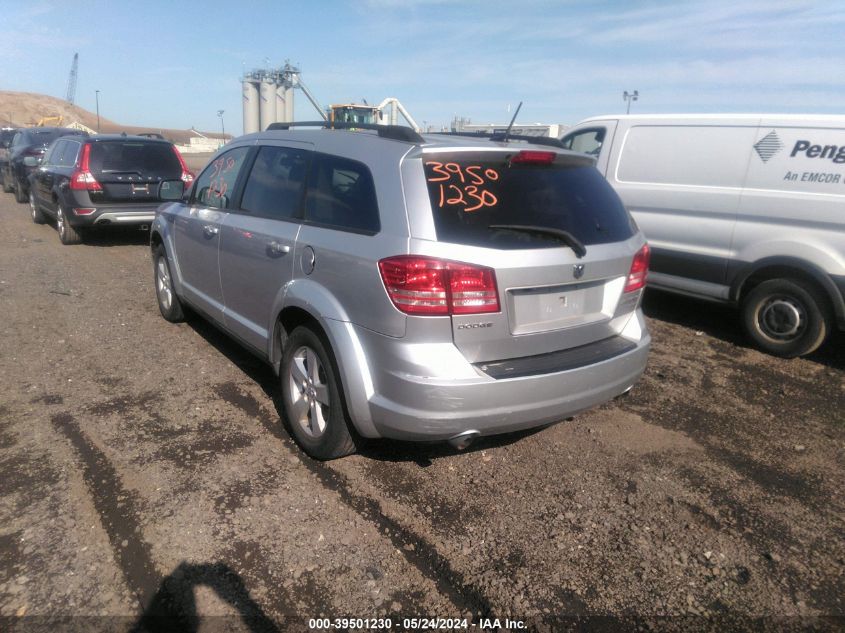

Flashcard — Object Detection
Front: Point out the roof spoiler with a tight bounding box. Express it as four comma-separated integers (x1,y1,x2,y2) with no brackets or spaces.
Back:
430,131,566,149
266,121,424,144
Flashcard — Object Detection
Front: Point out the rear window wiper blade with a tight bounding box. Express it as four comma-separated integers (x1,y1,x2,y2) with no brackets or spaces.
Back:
488,224,587,258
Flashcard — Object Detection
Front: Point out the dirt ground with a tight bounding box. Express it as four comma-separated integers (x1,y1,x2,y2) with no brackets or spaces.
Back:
0,189,842,632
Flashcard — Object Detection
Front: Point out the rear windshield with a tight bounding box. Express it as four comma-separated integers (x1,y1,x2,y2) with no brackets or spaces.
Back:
88,141,181,177
25,129,80,146
423,152,635,249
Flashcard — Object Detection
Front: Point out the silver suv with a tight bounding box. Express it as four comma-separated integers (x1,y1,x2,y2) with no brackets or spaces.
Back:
151,124,650,459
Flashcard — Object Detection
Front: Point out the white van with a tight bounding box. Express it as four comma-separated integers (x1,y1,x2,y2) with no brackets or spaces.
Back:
561,114,845,357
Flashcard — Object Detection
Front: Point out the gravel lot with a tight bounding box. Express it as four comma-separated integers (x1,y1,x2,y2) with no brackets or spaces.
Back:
0,187,842,632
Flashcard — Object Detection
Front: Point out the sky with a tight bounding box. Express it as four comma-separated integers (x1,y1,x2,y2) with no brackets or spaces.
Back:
2,0,843,135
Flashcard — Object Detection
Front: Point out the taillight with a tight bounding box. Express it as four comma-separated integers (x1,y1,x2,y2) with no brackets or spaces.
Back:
624,244,650,293
510,150,556,165
69,143,102,192
172,146,194,184
378,256,500,316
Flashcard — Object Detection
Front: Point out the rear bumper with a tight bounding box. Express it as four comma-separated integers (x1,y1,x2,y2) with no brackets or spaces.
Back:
69,204,159,227
343,311,650,441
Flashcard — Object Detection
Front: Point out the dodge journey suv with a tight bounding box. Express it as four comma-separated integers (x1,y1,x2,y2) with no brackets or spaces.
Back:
151,123,650,459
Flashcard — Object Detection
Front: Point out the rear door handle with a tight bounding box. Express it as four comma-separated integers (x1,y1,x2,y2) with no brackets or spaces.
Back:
202,225,219,238
267,241,290,256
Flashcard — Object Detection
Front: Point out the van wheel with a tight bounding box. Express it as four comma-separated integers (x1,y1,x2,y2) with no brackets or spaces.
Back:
741,278,830,358
153,244,185,322
280,326,357,460
1,171,11,193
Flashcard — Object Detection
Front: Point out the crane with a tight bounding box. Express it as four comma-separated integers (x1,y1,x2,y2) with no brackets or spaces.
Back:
66,53,78,105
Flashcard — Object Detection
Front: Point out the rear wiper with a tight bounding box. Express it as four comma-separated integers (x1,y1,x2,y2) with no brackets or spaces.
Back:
488,224,587,258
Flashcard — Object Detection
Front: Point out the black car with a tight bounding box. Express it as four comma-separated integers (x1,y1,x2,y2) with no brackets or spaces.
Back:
28,134,195,244
3,127,88,202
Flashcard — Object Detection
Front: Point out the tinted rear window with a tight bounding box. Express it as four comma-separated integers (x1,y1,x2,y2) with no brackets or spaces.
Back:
423,152,635,249
24,130,79,146
88,141,181,177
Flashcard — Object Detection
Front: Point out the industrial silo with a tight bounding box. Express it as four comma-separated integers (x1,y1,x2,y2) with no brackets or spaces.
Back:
275,84,288,123
284,86,294,121
242,79,260,134
259,77,277,131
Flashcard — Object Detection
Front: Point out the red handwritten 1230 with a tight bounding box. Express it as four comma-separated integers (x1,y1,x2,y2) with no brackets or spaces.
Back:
425,161,500,212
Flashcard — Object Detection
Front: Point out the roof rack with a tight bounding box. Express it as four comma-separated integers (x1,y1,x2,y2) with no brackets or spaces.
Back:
431,130,566,149
266,120,424,144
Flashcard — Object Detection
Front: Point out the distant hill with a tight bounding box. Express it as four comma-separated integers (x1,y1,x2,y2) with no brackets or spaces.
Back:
0,91,228,145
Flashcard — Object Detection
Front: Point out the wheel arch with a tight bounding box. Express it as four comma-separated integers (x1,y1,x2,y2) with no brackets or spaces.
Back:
730,256,844,327
272,304,379,438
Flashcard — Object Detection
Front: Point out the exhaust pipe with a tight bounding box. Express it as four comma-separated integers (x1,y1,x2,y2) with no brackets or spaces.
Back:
447,430,480,451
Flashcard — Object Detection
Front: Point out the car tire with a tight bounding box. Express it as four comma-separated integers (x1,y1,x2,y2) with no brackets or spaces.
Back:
153,244,185,323
741,278,831,358
29,192,46,224
280,326,358,460
56,205,83,245
14,178,27,203
1,170,11,193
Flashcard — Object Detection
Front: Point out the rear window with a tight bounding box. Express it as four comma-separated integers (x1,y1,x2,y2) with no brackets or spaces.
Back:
88,141,181,177
25,129,78,146
423,152,635,249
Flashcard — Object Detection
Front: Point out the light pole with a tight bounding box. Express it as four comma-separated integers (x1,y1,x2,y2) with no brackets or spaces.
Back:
623,90,639,114
217,110,225,146
95,90,100,132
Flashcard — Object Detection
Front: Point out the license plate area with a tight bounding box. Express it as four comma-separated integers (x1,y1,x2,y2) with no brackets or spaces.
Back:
508,279,608,334
131,183,150,194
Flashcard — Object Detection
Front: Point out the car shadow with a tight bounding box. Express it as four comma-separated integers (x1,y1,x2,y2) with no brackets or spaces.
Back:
185,315,550,464
130,561,280,633
642,288,845,370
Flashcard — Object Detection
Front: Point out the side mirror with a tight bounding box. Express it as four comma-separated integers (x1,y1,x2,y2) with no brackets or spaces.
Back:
23,156,40,167
159,180,185,201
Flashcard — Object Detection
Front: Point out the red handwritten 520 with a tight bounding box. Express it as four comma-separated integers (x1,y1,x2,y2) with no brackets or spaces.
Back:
425,161,499,212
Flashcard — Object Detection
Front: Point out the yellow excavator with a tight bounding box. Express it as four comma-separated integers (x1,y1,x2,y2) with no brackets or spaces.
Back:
327,99,419,131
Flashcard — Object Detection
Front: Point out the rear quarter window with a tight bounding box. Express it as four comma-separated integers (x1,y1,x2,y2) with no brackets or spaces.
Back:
304,153,379,234
423,152,635,249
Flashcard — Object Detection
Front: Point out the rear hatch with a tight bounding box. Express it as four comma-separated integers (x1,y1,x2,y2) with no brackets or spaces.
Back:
88,140,182,202
415,148,643,364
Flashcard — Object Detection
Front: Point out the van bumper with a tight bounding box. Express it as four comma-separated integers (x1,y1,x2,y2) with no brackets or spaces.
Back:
343,311,650,441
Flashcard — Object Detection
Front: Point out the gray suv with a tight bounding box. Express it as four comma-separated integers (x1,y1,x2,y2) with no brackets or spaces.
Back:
151,123,651,459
